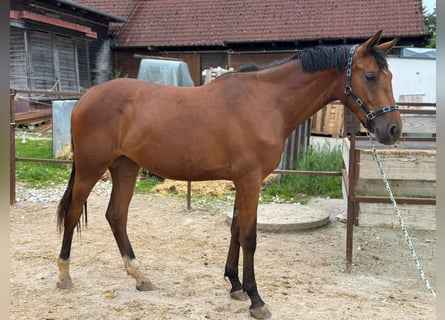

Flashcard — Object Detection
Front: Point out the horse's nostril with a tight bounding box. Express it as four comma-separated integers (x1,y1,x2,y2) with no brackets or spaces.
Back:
388,124,400,139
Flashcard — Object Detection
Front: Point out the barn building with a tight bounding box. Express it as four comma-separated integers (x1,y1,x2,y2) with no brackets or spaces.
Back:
10,0,127,92
74,0,429,85
11,0,429,89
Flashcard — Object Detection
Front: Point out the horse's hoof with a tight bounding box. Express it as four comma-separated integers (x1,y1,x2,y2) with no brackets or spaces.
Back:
250,304,272,319
230,289,249,301
56,278,73,290
136,280,157,291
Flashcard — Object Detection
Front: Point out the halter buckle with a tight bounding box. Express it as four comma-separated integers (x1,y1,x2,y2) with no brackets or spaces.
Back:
366,111,376,120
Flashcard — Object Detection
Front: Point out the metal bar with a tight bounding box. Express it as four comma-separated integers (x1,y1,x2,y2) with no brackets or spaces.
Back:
187,181,192,210
398,136,436,142
352,149,361,228
354,136,436,142
10,91,17,205
272,169,342,176
289,129,296,167
400,109,436,114
398,102,436,107
10,88,83,96
346,111,358,273
15,157,73,164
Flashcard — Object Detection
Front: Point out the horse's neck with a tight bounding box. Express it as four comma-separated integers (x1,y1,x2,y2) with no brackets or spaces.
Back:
259,61,344,136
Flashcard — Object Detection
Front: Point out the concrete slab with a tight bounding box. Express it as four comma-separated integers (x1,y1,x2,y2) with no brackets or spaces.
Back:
226,203,330,232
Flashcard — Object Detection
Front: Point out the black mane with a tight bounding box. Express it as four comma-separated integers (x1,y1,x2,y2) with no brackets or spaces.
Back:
233,44,388,74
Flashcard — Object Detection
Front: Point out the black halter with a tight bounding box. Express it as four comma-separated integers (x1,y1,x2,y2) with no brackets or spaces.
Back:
344,45,400,131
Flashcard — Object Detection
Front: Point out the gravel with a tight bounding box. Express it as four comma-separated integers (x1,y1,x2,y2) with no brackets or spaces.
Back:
15,180,112,204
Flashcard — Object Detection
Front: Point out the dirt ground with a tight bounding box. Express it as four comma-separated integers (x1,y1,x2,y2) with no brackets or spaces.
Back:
10,181,436,319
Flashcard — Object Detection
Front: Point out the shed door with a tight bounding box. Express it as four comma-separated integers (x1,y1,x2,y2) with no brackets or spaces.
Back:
55,35,79,91
10,27,28,89
28,30,55,90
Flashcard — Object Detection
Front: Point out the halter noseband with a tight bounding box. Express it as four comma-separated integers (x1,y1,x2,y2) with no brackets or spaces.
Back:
344,44,399,131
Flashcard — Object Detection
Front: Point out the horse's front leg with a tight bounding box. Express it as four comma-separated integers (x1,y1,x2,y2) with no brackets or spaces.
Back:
224,204,248,301
226,179,272,319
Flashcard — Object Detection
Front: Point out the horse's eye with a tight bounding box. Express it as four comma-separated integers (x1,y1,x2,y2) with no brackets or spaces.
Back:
365,73,377,83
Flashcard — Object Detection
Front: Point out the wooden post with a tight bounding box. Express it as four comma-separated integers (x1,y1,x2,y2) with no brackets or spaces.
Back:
345,113,358,273
10,90,16,205
187,181,192,210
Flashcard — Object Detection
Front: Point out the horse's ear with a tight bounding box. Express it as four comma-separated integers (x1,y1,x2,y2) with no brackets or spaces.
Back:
361,30,383,53
378,37,399,54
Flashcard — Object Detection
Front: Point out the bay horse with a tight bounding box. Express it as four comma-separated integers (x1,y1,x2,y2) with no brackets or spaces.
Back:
56,30,401,319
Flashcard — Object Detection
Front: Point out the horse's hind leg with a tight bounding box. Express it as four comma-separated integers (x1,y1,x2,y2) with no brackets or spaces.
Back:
106,156,155,291
57,171,102,289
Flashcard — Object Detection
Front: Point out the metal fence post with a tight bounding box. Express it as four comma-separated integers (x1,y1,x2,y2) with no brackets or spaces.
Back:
10,90,17,205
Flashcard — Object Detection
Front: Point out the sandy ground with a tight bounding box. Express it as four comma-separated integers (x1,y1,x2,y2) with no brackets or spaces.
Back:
10,182,436,319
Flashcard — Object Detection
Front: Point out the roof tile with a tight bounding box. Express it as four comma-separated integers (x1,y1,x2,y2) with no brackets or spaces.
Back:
75,0,426,47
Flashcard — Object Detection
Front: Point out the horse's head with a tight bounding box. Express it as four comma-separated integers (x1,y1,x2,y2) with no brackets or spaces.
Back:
343,30,402,145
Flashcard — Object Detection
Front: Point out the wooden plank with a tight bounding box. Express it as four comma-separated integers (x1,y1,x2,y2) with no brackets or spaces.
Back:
401,116,436,134
311,102,344,137
343,138,436,181
355,179,436,198
358,202,436,230
343,136,437,230
15,109,52,125
357,149,436,180
10,27,28,89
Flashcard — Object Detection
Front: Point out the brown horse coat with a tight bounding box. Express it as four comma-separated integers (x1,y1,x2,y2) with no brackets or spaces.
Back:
56,31,402,319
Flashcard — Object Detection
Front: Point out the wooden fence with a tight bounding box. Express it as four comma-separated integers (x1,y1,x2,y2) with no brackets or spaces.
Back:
342,103,436,271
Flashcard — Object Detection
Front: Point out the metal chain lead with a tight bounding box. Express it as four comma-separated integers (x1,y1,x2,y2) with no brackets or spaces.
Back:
367,132,436,297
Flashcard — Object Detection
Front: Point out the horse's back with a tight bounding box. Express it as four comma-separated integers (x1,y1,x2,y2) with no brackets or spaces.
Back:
73,78,163,116
71,78,179,136
70,76,284,181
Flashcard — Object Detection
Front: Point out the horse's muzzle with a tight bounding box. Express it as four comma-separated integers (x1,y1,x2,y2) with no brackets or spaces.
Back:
375,123,401,145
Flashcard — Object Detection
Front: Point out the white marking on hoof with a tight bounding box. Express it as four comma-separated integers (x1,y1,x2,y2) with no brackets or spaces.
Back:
57,258,73,289
123,256,155,291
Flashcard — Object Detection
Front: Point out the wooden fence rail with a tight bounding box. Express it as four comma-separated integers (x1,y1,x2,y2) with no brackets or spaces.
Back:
9,89,83,204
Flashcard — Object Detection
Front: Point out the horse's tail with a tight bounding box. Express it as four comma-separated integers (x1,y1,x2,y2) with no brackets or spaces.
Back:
56,144,88,233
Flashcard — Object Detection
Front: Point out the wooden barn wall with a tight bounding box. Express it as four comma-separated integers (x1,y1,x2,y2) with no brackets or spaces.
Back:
28,30,55,90
113,50,300,85
10,26,28,90
201,53,228,70
112,50,143,79
10,24,95,91
10,0,113,91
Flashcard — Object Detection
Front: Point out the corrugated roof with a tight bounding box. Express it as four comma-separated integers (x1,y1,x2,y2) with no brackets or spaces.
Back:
75,0,426,47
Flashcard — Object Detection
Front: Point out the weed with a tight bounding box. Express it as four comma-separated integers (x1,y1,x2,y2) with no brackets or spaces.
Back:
261,141,343,203
15,135,71,188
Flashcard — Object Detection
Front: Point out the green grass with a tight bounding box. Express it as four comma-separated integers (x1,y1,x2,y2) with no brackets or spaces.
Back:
15,135,71,188
135,175,164,193
261,141,343,203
